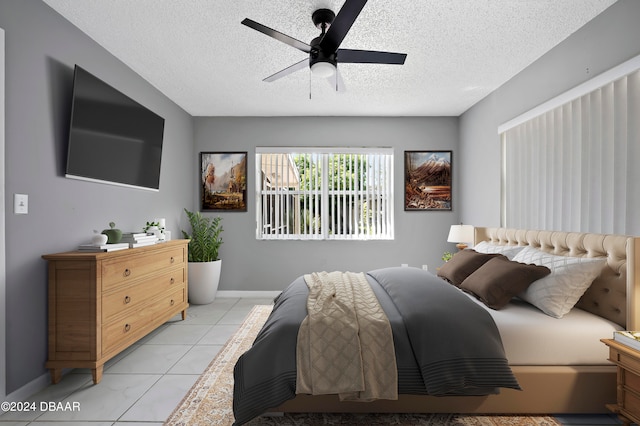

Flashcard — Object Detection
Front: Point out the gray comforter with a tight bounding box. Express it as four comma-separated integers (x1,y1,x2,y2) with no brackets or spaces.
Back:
232,267,520,425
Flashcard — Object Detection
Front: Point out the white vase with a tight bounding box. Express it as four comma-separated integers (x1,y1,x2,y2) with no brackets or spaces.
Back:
188,260,221,305
92,233,109,245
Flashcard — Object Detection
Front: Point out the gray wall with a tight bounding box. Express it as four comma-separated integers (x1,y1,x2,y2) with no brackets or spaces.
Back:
459,0,640,231
194,117,460,292
0,1,194,393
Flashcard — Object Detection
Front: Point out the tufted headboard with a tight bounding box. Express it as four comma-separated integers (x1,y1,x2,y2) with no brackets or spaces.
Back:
474,227,640,329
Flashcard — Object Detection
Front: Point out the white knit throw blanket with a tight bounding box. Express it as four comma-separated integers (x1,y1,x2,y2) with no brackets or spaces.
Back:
296,271,398,402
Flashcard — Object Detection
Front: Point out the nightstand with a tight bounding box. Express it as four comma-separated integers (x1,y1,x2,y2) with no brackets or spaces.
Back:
602,338,640,426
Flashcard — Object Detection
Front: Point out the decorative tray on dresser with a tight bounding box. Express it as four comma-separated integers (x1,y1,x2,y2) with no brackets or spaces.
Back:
42,239,189,384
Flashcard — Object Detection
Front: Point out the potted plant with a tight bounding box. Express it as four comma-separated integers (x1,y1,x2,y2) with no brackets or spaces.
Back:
181,208,223,304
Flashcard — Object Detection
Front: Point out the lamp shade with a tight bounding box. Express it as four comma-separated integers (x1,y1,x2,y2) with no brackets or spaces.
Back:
447,224,474,246
311,61,336,78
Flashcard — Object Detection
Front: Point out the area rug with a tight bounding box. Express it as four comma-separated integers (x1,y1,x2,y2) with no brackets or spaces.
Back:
164,305,561,426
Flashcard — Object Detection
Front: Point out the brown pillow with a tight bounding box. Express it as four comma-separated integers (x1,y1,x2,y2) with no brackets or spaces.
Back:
437,250,506,286
460,257,551,309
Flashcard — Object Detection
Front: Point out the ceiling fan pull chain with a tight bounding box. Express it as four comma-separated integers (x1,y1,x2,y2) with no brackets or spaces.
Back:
309,71,312,99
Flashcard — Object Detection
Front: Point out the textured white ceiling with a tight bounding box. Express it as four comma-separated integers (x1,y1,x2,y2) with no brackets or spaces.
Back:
42,0,617,117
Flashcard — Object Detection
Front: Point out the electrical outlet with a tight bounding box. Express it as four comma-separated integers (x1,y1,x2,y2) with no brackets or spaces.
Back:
14,194,28,214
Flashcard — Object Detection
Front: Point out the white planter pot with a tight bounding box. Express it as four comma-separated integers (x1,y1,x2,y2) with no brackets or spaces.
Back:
188,260,221,305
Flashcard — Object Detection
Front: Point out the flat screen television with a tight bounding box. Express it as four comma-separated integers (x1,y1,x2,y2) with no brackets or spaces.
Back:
65,65,165,191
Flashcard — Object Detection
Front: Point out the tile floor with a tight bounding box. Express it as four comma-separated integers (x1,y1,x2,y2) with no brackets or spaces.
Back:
0,297,273,425
0,297,625,426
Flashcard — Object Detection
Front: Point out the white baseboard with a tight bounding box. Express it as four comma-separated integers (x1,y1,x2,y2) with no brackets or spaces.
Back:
216,290,280,299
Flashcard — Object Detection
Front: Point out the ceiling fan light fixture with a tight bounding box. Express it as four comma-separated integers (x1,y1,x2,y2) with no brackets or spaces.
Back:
311,61,336,78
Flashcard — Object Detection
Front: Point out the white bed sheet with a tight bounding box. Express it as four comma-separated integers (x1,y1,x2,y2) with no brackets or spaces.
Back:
465,294,622,365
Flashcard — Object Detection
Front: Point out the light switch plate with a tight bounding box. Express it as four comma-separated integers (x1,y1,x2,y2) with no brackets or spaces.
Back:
14,194,28,214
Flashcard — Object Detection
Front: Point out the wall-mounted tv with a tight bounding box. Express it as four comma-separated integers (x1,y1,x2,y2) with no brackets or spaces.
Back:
65,65,165,191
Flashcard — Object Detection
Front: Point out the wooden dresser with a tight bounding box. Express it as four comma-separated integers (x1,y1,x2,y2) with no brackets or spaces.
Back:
602,338,640,425
43,239,189,384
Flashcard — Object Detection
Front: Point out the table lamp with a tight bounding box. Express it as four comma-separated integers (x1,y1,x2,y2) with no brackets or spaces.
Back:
447,224,474,250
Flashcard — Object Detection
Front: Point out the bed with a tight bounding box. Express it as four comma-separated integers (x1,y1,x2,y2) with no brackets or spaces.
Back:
233,227,640,424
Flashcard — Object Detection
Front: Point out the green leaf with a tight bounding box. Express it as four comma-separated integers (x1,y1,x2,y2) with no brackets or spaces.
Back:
182,208,223,262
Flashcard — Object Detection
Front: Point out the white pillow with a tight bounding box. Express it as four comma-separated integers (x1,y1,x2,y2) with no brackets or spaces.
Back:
512,246,607,318
472,241,525,260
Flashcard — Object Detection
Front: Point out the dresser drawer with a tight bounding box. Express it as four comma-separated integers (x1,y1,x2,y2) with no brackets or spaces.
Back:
102,287,186,353
611,346,640,375
101,245,186,290
154,286,187,318
624,368,640,394
102,267,186,322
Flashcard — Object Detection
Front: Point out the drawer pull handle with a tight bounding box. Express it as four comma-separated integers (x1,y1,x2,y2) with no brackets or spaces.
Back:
124,269,131,277
170,277,175,284
170,299,175,306
124,324,131,332
170,256,175,263
124,296,131,304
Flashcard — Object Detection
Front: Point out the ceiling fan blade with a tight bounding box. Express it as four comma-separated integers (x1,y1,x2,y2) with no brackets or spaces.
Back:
337,48,407,65
263,58,308,82
319,0,367,53
241,18,311,53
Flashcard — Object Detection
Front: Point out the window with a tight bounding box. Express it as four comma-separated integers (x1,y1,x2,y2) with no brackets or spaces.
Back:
256,147,394,240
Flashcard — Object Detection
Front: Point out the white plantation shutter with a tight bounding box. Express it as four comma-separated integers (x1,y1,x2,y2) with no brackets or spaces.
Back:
256,147,394,240
500,58,640,234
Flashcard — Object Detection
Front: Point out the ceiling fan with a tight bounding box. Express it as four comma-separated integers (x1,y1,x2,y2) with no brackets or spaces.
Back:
241,0,407,91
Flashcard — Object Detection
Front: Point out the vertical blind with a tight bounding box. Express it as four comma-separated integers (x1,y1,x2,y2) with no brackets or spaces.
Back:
256,147,394,240
500,67,640,234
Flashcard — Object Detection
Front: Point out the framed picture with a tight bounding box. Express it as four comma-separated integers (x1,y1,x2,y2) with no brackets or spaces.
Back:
404,150,452,211
200,152,247,211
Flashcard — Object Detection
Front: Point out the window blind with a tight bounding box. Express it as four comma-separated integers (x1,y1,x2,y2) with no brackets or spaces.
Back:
500,67,640,234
